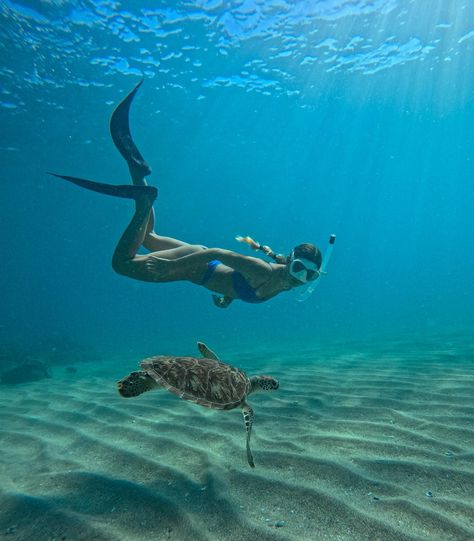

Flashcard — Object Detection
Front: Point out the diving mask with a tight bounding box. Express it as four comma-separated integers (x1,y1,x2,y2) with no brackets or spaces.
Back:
288,254,320,284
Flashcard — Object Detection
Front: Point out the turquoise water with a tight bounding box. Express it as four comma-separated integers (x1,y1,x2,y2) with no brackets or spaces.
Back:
1,1,474,358
1,4,474,540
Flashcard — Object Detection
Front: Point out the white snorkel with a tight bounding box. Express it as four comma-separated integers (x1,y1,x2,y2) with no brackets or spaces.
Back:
295,234,336,302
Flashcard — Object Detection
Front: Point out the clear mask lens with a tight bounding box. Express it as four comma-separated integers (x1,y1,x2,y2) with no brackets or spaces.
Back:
289,257,319,283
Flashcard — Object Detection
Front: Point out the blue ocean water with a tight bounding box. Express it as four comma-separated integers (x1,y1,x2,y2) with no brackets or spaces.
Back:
1,1,474,359
1,3,474,540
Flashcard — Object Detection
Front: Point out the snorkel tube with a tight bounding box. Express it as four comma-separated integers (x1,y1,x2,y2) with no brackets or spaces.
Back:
295,234,336,302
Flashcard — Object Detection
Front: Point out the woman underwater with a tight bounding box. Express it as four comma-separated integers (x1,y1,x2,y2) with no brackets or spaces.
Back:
51,81,330,308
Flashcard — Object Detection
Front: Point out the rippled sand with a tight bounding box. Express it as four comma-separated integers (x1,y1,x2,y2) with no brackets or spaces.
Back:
0,338,473,541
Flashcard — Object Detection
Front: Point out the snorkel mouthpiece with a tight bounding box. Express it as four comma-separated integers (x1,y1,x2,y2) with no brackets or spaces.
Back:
295,234,336,302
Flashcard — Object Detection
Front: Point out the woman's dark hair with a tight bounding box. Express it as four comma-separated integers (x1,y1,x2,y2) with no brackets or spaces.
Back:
289,243,322,269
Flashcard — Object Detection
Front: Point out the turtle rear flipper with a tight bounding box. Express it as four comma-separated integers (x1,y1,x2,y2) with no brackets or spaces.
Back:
117,370,159,397
197,341,220,361
242,402,255,468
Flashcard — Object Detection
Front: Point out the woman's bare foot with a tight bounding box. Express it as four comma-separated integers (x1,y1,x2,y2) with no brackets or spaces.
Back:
145,255,173,279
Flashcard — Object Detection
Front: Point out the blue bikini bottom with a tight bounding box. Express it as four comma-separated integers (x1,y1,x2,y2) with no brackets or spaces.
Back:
200,259,264,304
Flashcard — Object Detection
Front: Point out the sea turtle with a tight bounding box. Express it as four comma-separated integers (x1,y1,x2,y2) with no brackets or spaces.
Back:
117,342,279,468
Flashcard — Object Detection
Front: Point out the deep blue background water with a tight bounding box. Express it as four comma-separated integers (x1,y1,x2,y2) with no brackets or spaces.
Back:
1,0,473,361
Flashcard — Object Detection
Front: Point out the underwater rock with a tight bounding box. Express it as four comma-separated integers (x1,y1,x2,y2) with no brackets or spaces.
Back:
0,361,51,384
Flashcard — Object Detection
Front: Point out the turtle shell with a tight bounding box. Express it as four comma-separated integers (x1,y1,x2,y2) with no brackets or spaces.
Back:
140,356,250,410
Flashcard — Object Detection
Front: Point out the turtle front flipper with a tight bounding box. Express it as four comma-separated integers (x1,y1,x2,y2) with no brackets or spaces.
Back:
117,370,159,397
197,341,220,361
241,402,255,468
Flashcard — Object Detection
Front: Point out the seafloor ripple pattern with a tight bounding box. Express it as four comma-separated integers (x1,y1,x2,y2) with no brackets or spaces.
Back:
0,339,473,540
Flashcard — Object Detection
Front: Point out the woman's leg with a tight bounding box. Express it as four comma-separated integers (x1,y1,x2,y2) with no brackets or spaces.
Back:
129,175,190,252
130,174,182,252
110,80,186,253
112,201,206,281
111,194,205,268
49,173,160,279
111,191,156,267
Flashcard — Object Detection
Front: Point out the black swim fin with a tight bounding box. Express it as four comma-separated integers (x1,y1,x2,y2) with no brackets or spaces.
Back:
110,80,152,179
48,173,157,201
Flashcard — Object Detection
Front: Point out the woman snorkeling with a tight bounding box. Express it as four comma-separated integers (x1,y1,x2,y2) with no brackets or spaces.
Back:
50,81,329,309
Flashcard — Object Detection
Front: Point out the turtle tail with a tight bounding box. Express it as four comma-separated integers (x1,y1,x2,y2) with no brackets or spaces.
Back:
117,371,158,398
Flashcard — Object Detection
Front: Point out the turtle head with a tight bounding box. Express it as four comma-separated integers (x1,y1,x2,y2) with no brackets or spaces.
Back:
249,375,279,394
117,370,158,397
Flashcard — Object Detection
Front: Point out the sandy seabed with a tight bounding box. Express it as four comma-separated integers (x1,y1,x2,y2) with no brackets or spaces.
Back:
0,337,473,541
